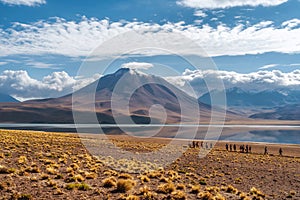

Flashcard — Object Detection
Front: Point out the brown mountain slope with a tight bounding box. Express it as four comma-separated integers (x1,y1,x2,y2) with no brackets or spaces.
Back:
0,68,240,124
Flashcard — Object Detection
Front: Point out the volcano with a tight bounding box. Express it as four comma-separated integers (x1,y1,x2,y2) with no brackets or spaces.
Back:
0,68,235,124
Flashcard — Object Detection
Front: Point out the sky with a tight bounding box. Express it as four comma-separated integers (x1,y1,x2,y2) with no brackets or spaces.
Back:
0,0,300,100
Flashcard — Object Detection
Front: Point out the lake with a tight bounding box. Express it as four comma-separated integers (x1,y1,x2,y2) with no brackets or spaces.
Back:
0,123,300,144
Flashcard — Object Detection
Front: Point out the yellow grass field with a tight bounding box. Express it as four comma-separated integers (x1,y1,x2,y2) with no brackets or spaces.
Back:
0,129,299,199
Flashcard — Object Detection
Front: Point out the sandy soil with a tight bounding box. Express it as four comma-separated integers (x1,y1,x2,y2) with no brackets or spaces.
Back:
0,129,299,199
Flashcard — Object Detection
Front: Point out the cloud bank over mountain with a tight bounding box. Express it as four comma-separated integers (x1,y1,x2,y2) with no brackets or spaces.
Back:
167,69,300,96
0,70,100,101
2,68,300,101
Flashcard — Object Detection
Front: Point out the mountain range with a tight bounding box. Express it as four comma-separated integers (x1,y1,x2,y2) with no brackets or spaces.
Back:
0,68,237,124
199,87,300,119
199,87,300,108
250,104,300,120
1,68,299,123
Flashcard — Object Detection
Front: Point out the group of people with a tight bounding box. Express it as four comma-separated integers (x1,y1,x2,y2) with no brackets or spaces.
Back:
190,140,213,149
225,144,284,156
264,146,283,156
189,141,284,156
225,143,252,153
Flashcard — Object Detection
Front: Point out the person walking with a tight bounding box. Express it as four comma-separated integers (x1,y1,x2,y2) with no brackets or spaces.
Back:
279,148,283,156
264,146,268,155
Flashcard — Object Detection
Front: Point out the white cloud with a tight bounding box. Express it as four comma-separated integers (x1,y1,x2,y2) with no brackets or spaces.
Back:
282,18,300,29
121,62,154,70
194,10,207,17
0,70,100,100
290,63,300,67
194,19,203,25
259,64,279,69
0,62,7,66
0,0,46,6
0,17,300,58
167,69,300,96
25,61,58,69
177,0,288,9
259,63,300,69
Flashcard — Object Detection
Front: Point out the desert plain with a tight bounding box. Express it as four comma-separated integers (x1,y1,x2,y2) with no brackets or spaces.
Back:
0,129,299,200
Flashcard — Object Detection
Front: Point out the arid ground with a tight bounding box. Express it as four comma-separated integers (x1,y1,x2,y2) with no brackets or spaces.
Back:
0,129,299,199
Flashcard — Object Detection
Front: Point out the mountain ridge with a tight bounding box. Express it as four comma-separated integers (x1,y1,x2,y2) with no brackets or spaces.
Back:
0,68,237,124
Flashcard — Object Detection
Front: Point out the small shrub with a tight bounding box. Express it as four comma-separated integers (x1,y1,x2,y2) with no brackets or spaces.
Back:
139,186,157,199
46,167,58,175
85,172,97,179
190,185,201,194
224,185,238,194
17,194,32,200
157,182,176,194
18,156,27,164
116,179,136,193
197,191,213,200
25,166,40,173
171,190,187,200
125,195,139,200
78,182,91,191
74,174,85,182
102,177,117,188
176,183,186,190
65,182,90,191
0,165,15,174
250,187,265,197
138,175,150,183
65,183,77,190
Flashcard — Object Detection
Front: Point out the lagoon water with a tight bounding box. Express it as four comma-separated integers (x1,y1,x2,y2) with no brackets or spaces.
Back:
1,123,300,144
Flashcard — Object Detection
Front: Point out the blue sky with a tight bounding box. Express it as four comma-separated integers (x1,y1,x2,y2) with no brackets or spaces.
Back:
0,0,300,100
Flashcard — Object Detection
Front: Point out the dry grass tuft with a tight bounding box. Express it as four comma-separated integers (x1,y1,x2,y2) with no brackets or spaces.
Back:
102,177,117,188
190,185,201,194
157,182,176,194
116,179,136,193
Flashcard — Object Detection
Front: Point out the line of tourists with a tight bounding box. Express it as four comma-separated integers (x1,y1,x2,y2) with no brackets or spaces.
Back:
225,143,251,153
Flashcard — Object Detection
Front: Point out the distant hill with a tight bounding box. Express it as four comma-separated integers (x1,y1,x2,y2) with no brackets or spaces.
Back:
250,104,300,120
0,93,19,103
199,87,300,108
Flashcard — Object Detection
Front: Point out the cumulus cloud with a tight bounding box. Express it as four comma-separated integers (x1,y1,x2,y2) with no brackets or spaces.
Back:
282,18,300,29
121,62,154,70
0,0,46,6
177,0,288,9
166,69,300,96
194,10,207,17
0,17,300,58
0,70,100,101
